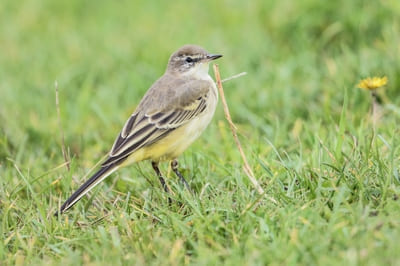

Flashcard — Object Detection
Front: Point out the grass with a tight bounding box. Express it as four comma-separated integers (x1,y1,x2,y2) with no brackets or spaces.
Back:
1,0,400,265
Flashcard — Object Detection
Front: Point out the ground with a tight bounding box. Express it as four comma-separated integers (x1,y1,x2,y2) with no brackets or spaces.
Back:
1,0,400,265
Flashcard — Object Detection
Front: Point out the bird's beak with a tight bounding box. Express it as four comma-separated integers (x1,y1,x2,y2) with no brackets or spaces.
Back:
206,54,223,61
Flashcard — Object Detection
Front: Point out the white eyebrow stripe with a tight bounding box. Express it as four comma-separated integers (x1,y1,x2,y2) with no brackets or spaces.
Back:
180,54,205,59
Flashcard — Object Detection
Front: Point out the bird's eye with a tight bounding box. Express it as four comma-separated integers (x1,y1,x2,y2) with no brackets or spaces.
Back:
185,57,193,63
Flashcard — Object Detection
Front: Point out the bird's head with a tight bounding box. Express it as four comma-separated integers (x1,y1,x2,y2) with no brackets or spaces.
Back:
166,45,222,79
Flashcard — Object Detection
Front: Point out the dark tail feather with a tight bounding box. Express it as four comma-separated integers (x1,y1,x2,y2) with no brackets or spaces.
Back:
55,163,119,216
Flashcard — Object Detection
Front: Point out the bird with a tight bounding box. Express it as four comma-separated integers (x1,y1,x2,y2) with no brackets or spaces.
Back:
57,44,222,215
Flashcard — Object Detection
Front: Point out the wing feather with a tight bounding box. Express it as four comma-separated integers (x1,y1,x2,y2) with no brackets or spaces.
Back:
103,78,212,166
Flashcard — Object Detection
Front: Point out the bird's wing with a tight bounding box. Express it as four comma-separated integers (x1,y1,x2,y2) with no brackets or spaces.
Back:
101,79,212,166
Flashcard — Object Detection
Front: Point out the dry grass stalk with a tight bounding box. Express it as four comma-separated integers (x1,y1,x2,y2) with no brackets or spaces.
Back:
213,64,264,195
55,81,71,171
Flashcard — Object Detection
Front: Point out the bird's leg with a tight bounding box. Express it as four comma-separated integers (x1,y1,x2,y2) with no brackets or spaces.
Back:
171,159,192,192
151,161,172,204
151,161,169,193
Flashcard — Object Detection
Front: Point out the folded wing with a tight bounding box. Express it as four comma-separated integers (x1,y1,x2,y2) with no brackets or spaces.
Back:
102,79,211,166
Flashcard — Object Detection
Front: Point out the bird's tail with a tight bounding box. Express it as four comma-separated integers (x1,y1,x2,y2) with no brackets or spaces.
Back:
56,163,120,215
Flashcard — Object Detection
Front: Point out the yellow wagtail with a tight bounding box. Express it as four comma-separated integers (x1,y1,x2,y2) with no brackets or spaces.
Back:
57,44,222,214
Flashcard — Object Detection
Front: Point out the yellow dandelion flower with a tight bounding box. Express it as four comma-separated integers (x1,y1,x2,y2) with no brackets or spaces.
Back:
358,76,388,90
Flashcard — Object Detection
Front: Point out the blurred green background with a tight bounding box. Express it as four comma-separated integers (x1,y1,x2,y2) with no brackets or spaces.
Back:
1,0,400,265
